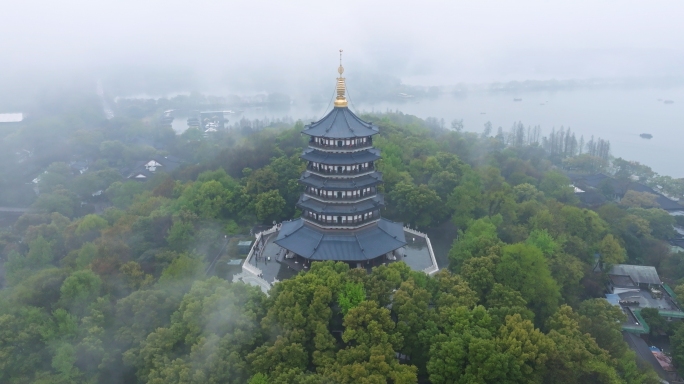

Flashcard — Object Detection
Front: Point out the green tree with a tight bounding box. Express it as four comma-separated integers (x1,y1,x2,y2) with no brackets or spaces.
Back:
75,214,108,237
105,181,148,209
166,220,195,251
190,180,230,218
539,171,576,203
495,243,560,322
577,299,627,357
158,253,203,284
640,308,668,336
389,181,444,228
326,300,418,384
0,307,52,382
6,236,56,285
58,270,102,316
628,207,675,240
392,279,434,373
33,188,79,217
525,229,558,257
448,217,501,271
544,305,621,383
446,167,482,228
671,323,684,370
338,282,366,315
248,373,270,384
619,190,658,208
131,278,266,384
428,171,460,200
597,234,626,266
254,189,286,223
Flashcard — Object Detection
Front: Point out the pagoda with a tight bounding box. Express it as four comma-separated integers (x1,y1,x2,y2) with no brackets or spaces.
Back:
274,55,407,269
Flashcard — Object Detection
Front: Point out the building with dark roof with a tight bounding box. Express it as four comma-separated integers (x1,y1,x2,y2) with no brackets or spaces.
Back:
273,61,411,270
569,173,684,214
236,60,437,292
126,156,182,181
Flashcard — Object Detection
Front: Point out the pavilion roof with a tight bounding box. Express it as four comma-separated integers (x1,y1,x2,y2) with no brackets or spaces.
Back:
302,107,379,139
274,218,406,261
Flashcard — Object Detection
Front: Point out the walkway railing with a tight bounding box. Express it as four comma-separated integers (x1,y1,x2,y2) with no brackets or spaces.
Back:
404,227,439,275
303,217,380,229
240,224,279,285
308,141,373,152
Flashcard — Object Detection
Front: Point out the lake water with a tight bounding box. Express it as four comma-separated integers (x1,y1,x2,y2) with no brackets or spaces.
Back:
174,86,684,178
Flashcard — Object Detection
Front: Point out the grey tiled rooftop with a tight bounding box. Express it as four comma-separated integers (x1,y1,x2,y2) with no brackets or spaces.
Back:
247,229,437,282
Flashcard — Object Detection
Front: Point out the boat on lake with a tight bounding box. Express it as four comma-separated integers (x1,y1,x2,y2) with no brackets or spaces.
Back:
664,100,674,104
640,133,653,139
513,98,522,102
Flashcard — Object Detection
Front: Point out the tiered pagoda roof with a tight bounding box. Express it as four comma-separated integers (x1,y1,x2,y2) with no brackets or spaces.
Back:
274,61,406,263
276,219,405,261
302,105,379,138
299,171,383,190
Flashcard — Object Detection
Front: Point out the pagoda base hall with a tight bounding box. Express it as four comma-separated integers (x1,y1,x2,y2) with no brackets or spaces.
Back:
274,216,407,272
236,59,437,290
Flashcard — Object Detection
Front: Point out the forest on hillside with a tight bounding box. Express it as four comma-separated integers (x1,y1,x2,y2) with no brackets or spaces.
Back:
2,92,684,383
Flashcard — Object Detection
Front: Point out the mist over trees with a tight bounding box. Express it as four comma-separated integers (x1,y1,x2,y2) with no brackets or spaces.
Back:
0,88,681,383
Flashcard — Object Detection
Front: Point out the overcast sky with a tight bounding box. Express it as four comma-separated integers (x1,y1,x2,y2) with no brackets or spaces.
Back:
3,0,684,93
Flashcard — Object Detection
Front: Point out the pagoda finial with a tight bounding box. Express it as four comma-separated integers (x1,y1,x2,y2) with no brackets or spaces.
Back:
334,49,348,108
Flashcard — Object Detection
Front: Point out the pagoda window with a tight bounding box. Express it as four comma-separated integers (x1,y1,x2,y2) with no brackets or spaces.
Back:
337,191,342,198
337,140,342,147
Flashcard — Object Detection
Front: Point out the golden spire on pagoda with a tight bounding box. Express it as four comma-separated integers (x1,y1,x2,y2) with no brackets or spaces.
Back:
334,49,348,107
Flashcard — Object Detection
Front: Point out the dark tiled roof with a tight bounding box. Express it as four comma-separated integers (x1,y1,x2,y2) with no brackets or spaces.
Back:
577,189,606,207
669,239,684,248
296,195,384,215
301,148,380,165
302,107,379,139
572,173,684,211
274,218,406,261
125,157,183,179
609,264,661,285
655,195,684,211
299,171,383,190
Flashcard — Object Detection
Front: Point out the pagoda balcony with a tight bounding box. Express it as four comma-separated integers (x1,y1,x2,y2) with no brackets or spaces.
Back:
308,138,373,152
304,188,378,202
302,215,380,229
303,194,378,205
306,163,375,176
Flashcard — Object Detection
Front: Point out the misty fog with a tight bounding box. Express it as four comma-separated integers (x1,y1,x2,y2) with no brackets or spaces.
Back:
2,0,684,97
4,2,684,383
